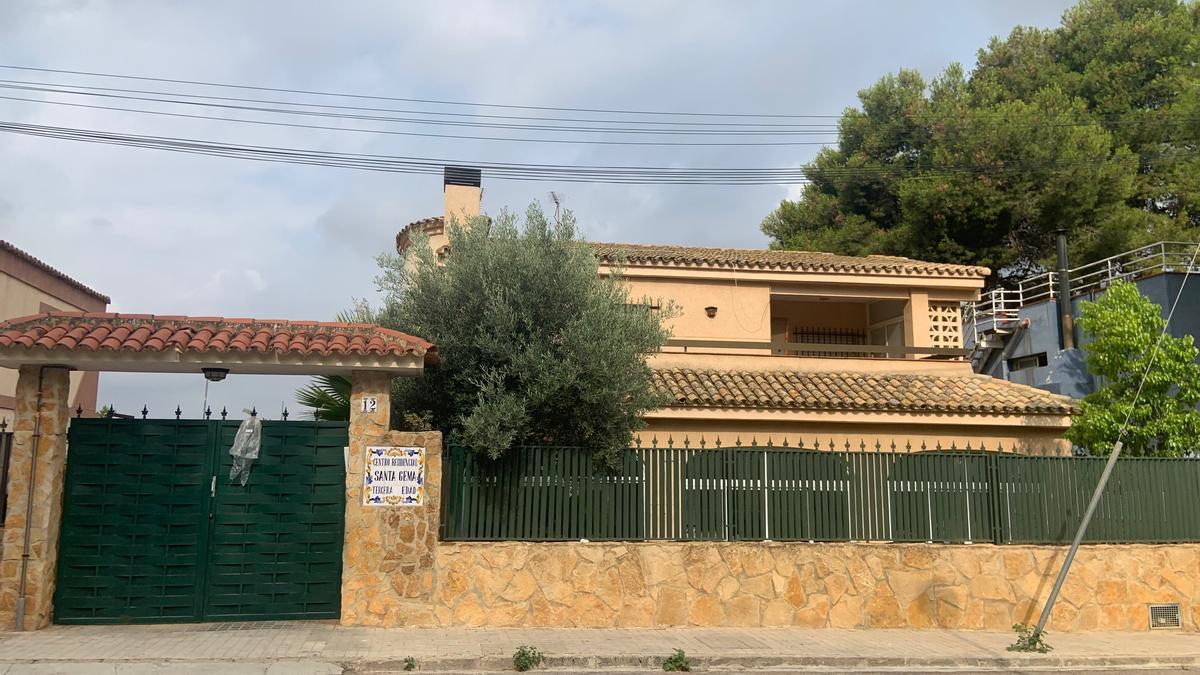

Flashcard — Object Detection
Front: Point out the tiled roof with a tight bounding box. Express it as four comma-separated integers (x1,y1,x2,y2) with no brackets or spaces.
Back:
593,242,990,278
0,240,110,302
396,216,446,252
652,368,1077,415
0,312,434,360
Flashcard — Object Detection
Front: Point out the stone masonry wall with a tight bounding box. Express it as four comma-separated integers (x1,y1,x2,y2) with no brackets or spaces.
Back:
340,369,444,627
0,366,72,631
418,541,1199,631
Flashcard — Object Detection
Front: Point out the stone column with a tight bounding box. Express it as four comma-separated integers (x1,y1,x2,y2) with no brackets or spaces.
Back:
904,289,932,357
0,366,72,631
341,370,444,626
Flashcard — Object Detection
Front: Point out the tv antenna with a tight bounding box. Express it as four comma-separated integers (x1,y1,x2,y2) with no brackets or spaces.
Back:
549,191,563,225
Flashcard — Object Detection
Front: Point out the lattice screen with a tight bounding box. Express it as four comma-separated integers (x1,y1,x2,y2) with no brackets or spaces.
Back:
929,302,963,348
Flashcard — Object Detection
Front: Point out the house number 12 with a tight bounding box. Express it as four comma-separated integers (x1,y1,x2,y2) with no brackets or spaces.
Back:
361,397,378,413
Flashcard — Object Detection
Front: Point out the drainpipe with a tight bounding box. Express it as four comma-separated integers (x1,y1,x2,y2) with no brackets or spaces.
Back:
1055,229,1075,350
14,366,46,631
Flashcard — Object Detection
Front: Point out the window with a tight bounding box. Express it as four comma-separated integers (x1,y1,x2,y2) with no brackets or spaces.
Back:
1007,352,1048,372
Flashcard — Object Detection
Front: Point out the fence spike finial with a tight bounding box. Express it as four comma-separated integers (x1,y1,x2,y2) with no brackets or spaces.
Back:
651,435,658,449
251,406,257,417
714,436,722,449
0,418,7,432
281,406,289,421
683,434,690,449
205,405,213,420
735,436,742,448
105,405,114,419
141,405,149,419
766,437,773,448
699,436,706,449
781,437,789,448
751,435,758,448
76,404,84,418
667,435,674,449
906,439,913,453
174,405,182,420
634,436,642,449
221,406,228,420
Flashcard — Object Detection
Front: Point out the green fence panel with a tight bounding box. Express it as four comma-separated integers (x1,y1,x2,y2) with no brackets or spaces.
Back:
441,445,1200,545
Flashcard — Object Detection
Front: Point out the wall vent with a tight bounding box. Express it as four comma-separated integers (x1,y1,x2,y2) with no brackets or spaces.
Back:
1149,603,1182,630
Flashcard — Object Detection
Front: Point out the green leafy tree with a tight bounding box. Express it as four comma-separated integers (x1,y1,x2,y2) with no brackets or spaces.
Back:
1066,281,1200,456
764,0,1199,276
360,204,670,467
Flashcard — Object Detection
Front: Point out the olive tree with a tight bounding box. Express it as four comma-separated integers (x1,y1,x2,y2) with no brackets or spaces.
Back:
371,203,672,466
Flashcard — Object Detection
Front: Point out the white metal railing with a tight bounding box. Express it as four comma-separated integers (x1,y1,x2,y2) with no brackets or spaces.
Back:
964,241,1200,340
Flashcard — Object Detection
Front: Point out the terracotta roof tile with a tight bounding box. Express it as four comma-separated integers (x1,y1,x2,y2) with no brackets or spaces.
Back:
652,368,1077,415
0,240,111,303
0,312,435,361
593,242,990,278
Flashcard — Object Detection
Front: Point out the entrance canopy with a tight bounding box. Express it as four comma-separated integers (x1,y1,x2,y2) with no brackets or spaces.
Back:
0,311,435,376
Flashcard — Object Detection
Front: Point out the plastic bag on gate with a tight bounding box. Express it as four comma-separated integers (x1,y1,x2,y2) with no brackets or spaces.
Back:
228,407,262,486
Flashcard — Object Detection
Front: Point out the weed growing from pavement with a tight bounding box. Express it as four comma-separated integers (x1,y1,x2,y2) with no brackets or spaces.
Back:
662,648,691,671
1008,623,1053,653
513,645,544,671
403,655,416,671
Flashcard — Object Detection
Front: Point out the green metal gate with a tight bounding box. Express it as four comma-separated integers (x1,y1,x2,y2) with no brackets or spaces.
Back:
54,418,348,624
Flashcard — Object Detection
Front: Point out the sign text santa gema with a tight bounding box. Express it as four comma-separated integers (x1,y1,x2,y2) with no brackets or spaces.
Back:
363,446,425,506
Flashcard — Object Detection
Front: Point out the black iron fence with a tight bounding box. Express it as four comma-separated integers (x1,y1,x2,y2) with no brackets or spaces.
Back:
440,445,1200,545
1,424,12,525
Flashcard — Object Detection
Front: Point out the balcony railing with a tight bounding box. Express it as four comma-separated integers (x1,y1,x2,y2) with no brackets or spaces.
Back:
664,338,967,359
964,241,1200,342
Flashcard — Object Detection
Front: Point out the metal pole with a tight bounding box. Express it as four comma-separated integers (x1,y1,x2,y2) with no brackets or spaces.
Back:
1031,440,1123,638
15,366,46,631
1055,229,1075,350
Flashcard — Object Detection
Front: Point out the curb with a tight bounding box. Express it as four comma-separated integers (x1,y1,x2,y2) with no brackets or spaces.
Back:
347,653,1200,672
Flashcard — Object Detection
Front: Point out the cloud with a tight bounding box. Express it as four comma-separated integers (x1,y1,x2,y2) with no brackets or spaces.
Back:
0,0,1076,413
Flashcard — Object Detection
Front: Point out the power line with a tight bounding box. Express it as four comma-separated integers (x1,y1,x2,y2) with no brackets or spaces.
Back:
0,83,840,136
0,78,839,129
0,63,841,119
0,120,817,184
0,95,838,147
3,119,1187,185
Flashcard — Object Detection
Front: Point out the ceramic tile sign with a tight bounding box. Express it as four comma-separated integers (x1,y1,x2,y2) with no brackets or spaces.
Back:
363,446,425,506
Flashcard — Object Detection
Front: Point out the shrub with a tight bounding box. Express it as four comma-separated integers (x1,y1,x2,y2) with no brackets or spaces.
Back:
662,648,691,672
513,645,544,672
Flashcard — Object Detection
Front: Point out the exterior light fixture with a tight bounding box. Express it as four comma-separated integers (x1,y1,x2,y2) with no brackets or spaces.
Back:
202,367,230,382
704,306,718,318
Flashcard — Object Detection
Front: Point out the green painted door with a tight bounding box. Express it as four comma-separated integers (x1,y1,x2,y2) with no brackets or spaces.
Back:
54,418,347,624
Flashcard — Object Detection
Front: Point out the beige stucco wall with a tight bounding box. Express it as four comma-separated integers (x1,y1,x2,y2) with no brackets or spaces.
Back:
609,263,983,347
423,541,1199,632
0,276,99,420
636,417,1071,455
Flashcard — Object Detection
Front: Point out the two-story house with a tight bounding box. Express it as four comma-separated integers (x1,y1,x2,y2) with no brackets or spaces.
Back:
398,169,1075,454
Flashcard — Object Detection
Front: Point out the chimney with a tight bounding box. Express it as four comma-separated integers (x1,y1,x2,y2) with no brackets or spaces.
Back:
443,166,482,227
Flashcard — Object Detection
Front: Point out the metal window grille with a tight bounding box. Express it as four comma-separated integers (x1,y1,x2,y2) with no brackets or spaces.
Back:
1149,603,1182,629
792,326,865,357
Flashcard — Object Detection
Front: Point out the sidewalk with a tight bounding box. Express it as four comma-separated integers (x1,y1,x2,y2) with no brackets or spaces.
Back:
1,622,1199,672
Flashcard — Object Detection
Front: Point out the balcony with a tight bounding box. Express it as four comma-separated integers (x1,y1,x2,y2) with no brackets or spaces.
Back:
664,297,966,361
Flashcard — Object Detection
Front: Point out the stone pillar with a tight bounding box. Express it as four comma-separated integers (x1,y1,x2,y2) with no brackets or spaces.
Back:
0,366,72,631
341,370,443,626
904,289,932,357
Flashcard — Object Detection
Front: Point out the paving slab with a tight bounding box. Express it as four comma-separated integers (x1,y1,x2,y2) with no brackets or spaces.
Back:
0,623,1198,672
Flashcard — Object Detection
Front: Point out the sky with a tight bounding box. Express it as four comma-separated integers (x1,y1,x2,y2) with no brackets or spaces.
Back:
0,0,1076,418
